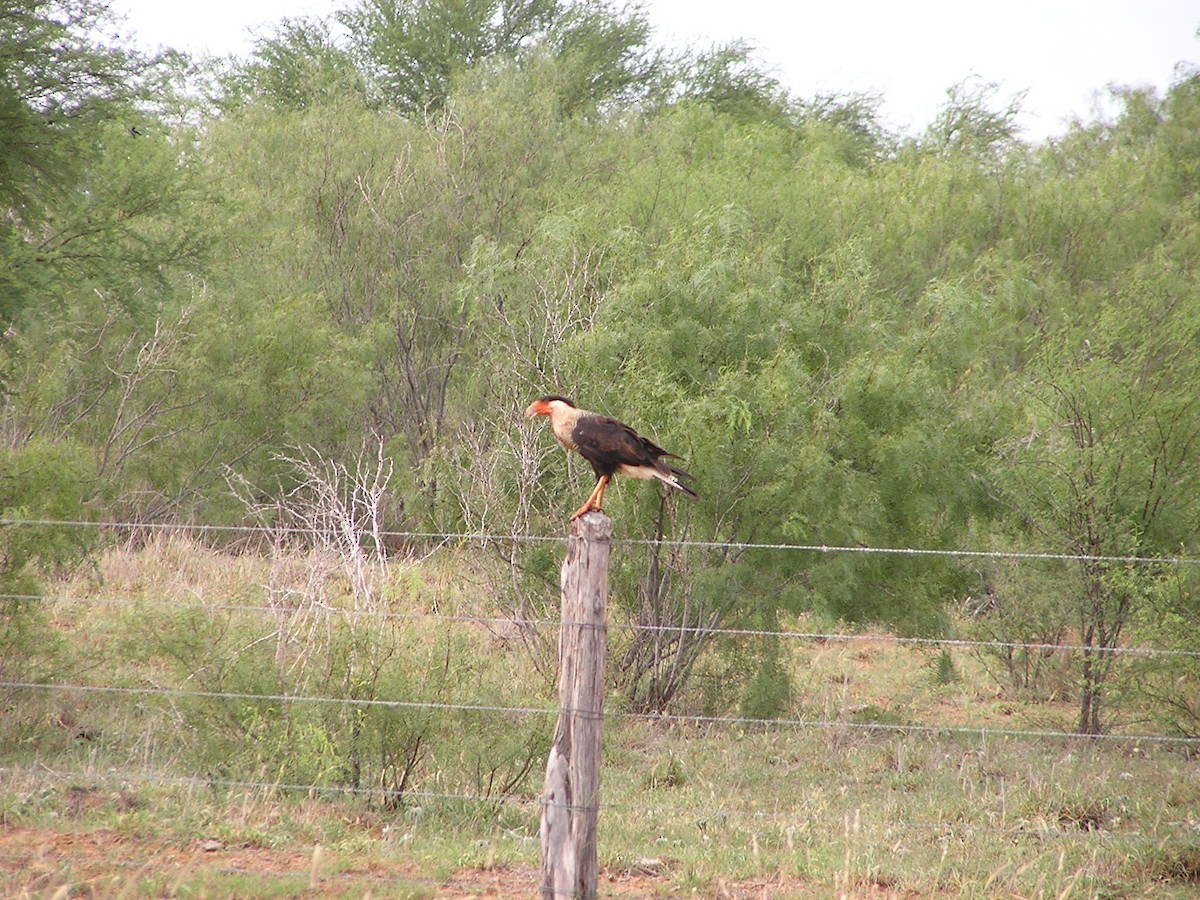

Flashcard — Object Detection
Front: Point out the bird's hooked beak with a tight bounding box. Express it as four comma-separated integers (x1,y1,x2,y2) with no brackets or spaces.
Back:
525,400,547,419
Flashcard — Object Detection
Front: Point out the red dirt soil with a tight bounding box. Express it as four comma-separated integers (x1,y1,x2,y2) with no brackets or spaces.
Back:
0,825,870,898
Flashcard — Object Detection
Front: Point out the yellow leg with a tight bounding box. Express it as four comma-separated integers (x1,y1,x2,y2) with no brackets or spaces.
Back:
570,475,609,520
593,476,608,510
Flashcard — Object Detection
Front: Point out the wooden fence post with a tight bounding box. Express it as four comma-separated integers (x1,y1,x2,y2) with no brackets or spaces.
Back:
539,511,612,900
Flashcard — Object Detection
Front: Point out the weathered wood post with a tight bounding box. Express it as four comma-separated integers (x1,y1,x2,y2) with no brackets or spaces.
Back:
539,511,612,900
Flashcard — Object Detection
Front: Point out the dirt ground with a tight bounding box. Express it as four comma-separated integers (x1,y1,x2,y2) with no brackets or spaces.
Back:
0,825,855,898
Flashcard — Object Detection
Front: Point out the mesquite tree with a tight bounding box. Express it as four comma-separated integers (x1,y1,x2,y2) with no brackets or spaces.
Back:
1005,260,1200,733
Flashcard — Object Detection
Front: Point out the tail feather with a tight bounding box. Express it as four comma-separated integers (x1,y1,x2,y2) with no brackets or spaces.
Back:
657,467,700,501
669,464,697,483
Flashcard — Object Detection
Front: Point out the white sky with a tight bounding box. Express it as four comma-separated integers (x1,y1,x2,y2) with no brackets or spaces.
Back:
112,0,1199,140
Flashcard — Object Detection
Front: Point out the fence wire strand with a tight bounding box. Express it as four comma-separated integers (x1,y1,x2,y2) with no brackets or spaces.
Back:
3,516,1199,892
11,589,1200,660
2,766,1190,845
4,517,1199,567
3,678,1198,746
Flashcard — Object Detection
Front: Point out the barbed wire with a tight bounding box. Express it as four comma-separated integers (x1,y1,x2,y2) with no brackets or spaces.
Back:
0,679,554,718
6,518,1198,891
4,678,1198,746
2,766,1192,845
3,517,1198,567
13,590,1200,660
0,765,542,808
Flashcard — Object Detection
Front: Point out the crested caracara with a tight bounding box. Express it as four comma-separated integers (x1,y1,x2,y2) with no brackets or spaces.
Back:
526,395,699,520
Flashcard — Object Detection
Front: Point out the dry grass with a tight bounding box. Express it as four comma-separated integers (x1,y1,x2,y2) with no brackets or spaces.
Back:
3,538,1197,897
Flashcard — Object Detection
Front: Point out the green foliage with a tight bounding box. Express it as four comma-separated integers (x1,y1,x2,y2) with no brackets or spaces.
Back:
922,78,1025,158
672,40,791,126
0,440,95,747
642,750,686,789
0,590,66,750
964,553,1076,699
341,0,560,114
933,650,958,685
739,647,794,721
1127,565,1200,738
0,0,149,206
125,592,549,805
0,440,97,572
32,120,211,303
999,245,1200,732
793,91,892,165
0,0,170,327
224,17,366,111
0,441,91,735
543,0,663,114
4,2,1200,722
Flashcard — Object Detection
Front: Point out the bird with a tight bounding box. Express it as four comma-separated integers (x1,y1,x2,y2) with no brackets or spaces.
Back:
525,395,699,520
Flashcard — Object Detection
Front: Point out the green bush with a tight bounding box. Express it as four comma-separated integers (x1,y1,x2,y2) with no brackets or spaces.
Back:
739,650,794,722
0,440,98,749
129,598,549,813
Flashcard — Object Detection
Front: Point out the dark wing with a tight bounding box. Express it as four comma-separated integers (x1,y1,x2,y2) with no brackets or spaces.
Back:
571,414,670,478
